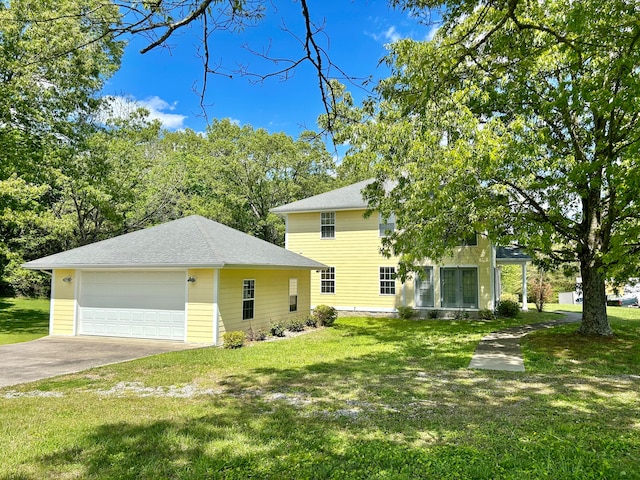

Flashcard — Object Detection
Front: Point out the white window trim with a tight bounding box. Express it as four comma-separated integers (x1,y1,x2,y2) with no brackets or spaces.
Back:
379,266,397,296
242,279,255,320
289,278,298,312
320,211,336,239
378,212,396,238
320,267,336,294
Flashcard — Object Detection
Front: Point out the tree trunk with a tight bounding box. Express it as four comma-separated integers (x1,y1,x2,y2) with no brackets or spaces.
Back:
578,258,613,336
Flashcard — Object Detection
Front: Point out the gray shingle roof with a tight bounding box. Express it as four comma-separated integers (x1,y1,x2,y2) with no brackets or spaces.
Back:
271,179,375,213
23,216,325,270
496,246,532,262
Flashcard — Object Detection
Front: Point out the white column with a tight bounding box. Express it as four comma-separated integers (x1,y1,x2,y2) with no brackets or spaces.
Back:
521,263,528,311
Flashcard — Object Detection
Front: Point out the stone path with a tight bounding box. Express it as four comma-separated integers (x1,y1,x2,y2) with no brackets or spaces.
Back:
468,312,582,372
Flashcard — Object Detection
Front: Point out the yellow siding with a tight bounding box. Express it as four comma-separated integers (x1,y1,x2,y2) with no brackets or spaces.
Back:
186,268,215,343
217,268,311,341
51,269,75,335
287,210,494,311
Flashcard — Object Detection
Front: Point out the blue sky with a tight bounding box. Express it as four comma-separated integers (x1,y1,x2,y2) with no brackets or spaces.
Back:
103,1,437,140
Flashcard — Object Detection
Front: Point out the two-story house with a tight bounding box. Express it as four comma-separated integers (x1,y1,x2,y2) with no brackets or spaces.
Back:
272,179,529,315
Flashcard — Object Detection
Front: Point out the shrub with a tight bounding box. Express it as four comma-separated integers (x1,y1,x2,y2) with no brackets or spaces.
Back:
305,315,318,328
269,322,286,337
246,326,267,341
222,331,245,349
313,305,338,327
496,299,520,318
286,317,306,332
427,309,440,319
478,309,496,320
397,305,416,319
454,309,470,320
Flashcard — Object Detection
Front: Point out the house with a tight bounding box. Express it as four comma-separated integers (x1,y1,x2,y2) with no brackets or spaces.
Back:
272,179,530,316
22,216,325,344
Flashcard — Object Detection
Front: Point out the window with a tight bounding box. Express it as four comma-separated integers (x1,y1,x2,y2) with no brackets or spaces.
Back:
379,212,396,237
379,267,396,295
321,212,335,239
321,267,335,294
242,279,255,320
458,233,477,246
289,278,298,312
440,267,478,308
415,267,434,307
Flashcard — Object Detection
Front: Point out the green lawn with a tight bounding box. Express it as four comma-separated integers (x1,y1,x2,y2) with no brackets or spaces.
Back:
0,297,49,345
0,303,638,479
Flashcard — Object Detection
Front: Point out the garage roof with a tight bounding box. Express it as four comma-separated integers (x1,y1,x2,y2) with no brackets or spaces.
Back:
23,216,326,270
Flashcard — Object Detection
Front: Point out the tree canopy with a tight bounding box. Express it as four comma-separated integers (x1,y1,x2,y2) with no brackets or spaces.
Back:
335,0,640,335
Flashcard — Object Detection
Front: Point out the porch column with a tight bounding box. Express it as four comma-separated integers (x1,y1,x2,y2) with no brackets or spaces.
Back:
521,262,528,311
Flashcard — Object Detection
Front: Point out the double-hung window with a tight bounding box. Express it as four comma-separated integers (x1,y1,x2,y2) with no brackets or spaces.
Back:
379,267,396,295
242,279,255,320
289,278,298,312
415,267,434,307
440,267,478,308
321,267,335,294
321,212,335,239
379,212,396,237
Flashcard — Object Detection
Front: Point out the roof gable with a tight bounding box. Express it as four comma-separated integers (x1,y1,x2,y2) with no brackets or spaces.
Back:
271,179,375,213
23,216,325,270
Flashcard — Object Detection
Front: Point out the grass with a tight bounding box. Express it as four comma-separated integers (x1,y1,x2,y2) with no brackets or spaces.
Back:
0,297,49,345
0,302,638,479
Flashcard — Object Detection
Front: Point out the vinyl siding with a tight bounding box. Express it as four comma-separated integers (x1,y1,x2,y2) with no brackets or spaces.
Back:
186,268,215,343
217,269,311,341
51,269,76,335
286,210,493,311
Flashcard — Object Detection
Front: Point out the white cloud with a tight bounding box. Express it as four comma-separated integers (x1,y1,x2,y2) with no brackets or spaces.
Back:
384,26,402,43
102,95,188,130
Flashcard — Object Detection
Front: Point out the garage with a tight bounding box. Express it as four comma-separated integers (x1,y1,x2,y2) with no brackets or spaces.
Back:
79,271,186,340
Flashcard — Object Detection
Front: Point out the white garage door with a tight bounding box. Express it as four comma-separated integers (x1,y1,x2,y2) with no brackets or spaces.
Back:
79,271,185,341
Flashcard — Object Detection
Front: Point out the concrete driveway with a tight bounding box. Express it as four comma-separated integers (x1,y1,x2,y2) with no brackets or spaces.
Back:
0,336,203,388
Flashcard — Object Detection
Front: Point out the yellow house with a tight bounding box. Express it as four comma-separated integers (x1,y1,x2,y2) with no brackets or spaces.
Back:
22,216,324,344
272,180,529,316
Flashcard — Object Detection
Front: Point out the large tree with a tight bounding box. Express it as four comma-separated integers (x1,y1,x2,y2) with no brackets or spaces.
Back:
335,0,640,335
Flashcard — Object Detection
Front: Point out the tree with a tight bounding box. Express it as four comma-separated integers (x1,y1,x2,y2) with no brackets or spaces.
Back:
0,0,123,293
335,0,640,335
528,269,553,313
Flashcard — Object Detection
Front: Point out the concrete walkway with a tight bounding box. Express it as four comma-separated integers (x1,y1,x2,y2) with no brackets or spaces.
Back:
468,312,582,372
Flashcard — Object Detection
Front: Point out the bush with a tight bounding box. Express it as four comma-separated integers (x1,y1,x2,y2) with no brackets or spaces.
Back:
222,331,245,349
313,305,338,327
246,326,267,341
496,299,520,318
305,315,318,328
397,305,416,319
454,309,470,320
269,322,286,337
478,309,496,320
286,317,306,332
427,309,440,319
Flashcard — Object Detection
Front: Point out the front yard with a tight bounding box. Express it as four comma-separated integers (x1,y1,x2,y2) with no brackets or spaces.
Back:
0,301,638,478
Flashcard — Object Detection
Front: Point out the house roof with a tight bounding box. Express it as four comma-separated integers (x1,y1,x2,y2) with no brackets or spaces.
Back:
271,179,376,213
496,246,532,263
23,215,326,270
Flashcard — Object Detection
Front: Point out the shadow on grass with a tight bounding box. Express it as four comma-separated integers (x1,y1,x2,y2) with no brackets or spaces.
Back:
0,298,49,335
6,315,639,478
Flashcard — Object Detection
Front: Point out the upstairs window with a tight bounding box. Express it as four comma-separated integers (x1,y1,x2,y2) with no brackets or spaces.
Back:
458,233,478,246
242,279,255,320
289,278,298,312
379,213,396,237
321,212,335,239
379,267,396,295
321,267,335,294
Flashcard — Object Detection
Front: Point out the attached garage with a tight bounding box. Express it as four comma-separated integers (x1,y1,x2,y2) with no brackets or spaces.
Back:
78,271,186,340
23,216,324,344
